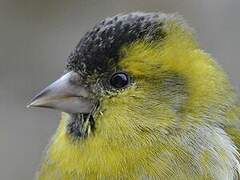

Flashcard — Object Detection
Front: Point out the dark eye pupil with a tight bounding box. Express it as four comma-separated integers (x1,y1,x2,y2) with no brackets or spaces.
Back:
110,72,129,89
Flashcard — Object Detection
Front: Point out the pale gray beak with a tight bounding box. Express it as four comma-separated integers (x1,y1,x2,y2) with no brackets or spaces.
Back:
27,71,95,114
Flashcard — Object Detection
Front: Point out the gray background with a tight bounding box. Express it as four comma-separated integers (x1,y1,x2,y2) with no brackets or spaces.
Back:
0,0,239,179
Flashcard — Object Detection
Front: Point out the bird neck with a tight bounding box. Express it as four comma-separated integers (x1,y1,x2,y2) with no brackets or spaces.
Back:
38,111,240,179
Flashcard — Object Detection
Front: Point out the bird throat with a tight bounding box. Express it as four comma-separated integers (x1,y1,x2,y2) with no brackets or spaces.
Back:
67,113,95,139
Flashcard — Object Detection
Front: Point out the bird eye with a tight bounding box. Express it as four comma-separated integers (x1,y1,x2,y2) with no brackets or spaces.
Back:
110,72,129,89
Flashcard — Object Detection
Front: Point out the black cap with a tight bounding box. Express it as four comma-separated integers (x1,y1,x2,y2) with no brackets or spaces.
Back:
66,12,166,75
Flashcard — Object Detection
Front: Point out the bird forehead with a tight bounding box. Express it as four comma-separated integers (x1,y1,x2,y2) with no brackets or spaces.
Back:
66,12,167,75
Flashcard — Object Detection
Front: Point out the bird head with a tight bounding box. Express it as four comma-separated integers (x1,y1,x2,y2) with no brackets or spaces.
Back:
28,12,233,143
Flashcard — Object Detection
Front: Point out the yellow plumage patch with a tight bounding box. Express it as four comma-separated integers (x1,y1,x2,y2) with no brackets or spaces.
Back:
120,19,234,115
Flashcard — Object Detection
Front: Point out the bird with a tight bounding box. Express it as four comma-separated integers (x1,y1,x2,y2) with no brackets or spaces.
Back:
28,12,240,179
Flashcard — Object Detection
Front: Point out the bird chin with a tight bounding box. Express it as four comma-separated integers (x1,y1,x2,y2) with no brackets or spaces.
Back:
65,100,99,139
66,112,96,139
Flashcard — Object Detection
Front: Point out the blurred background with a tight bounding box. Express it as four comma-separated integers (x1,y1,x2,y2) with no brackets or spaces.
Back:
0,0,240,179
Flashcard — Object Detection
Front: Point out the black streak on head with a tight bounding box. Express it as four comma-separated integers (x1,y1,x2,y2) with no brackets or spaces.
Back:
66,12,166,75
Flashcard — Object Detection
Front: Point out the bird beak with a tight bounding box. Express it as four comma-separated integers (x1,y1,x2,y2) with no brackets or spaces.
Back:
27,71,95,114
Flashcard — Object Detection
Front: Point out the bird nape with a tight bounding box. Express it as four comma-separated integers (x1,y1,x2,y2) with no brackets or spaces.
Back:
28,12,240,179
